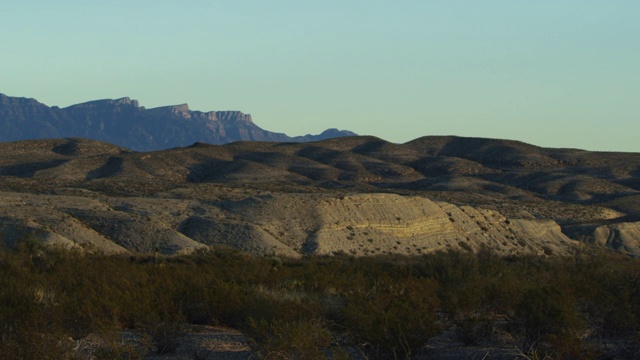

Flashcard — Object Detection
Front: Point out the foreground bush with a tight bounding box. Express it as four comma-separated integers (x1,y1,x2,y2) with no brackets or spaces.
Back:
341,275,440,359
246,318,344,359
0,245,639,359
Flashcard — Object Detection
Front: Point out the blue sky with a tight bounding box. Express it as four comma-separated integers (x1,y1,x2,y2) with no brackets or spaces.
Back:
2,1,639,151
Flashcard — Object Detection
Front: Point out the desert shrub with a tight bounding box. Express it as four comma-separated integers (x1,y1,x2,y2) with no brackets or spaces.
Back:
172,277,219,325
51,254,150,333
513,285,586,357
340,275,440,359
560,249,640,339
416,250,480,284
2,241,640,358
268,255,283,269
207,280,251,327
0,260,76,359
0,326,76,360
147,318,186,355
247,318,335,360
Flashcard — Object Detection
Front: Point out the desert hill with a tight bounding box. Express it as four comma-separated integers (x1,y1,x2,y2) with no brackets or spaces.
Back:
0,94,355,151
1,136,639,256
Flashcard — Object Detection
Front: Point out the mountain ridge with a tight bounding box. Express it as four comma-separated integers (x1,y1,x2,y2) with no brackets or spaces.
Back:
0,93,356,151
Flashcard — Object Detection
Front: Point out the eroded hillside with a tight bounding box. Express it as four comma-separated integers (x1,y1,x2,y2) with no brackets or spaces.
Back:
1,136,639,256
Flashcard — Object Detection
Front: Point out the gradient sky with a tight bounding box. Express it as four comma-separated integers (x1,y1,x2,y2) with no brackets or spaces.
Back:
2,1,639,152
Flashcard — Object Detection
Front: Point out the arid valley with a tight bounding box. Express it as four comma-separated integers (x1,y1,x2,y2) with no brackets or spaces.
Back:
2,134,640,359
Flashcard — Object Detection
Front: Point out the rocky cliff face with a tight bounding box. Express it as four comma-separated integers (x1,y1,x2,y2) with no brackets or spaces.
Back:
0,94,354,151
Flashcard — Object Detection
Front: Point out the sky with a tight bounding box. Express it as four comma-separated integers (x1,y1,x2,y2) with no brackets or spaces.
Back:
2,1,639,152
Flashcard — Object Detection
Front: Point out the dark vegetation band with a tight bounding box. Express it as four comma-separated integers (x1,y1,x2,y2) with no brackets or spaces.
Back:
1,240,639,359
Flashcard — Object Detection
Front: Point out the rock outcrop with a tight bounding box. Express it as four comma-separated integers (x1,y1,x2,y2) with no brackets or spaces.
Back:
0,191,578,257
564,222,640,256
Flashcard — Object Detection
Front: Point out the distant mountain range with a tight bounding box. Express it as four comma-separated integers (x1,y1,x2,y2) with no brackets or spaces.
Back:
0,94,356,151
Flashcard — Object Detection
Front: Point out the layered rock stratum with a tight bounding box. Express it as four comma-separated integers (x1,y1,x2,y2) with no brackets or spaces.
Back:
1,136,639,257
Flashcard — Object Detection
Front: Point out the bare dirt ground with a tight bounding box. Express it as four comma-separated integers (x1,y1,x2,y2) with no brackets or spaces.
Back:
73,325,524,360
74,326,256,360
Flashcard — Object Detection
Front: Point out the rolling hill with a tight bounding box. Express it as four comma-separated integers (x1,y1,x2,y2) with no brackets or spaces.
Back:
1,135,639,257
